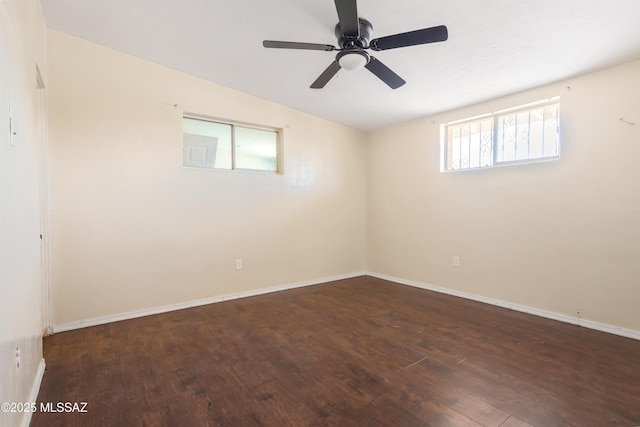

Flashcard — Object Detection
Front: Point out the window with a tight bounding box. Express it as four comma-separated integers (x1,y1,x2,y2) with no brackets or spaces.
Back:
183,116,280,172
441,98,560,171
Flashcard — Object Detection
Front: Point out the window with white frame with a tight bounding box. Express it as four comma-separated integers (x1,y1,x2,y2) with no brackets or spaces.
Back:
182,116,280,172
441,98,560,171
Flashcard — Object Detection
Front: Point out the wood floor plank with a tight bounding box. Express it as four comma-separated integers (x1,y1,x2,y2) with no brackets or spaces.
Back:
439,389,510,426
499,415,535,427
32,276,640,426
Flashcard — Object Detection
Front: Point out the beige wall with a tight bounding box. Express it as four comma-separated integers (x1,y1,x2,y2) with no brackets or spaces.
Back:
368,60,640,333
47,31,368,327
47,29,639,336
0,0,47,426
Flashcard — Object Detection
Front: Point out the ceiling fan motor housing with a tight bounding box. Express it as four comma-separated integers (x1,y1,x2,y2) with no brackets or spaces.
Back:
335,18,373,49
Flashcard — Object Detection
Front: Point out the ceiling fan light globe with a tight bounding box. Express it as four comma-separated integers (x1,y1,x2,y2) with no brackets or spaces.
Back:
338,51,369,71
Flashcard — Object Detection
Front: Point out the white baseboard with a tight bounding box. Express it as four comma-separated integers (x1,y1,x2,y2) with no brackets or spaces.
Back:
52,271,367,333
51,270,640,341
367,271,640,342
22,358,46,427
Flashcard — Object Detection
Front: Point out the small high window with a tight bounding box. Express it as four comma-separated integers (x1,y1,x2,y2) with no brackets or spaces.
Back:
441,98,560,171
183,116,280,173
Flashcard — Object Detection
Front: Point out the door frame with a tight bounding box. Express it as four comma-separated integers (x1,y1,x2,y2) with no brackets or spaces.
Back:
36,63,51,336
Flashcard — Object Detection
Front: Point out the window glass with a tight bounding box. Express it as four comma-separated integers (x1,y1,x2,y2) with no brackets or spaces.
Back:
182,117,280,172
235,126,278,172
441,99,560,172
446,118,493,170
183,118,232,169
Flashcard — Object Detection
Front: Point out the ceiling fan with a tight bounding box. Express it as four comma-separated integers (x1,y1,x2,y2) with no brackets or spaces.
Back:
262,0,448,89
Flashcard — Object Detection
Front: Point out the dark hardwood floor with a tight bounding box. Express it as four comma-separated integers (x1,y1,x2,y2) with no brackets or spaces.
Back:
32,276,640,426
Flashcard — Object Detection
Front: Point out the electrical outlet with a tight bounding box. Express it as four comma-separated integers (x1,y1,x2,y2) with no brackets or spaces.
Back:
452,256,460,268
235,259,243,271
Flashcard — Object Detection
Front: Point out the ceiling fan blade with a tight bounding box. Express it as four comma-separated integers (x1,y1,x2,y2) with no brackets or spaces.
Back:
263,40,336,51
334,0,359,37
364,56,406,89
311,61,341,89
370,25,448,51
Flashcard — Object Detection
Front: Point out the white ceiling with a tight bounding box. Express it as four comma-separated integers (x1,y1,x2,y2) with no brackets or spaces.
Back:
40,0,640,131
